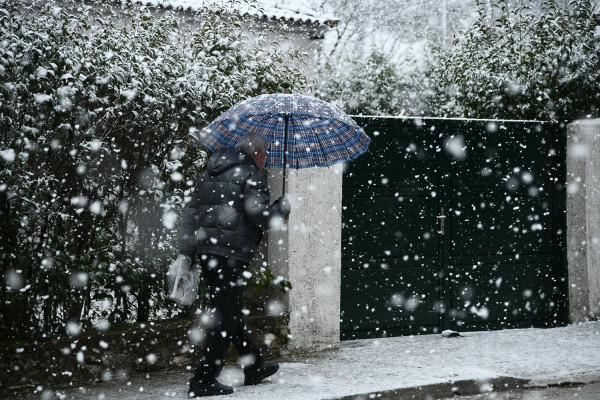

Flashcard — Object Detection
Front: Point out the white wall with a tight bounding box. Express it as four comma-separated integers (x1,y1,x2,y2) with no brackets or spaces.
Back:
267,165,343,353
567,119,600,322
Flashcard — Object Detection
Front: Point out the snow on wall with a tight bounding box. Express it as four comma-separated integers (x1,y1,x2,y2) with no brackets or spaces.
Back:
123,0,340,26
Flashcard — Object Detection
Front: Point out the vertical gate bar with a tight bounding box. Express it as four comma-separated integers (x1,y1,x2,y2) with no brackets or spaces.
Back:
438,121,452,332
553,120,569,325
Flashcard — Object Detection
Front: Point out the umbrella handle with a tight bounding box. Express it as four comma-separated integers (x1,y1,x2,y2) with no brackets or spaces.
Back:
282,115,288,196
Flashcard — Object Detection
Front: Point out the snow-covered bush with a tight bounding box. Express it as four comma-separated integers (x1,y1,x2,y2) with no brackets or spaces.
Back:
0,0,305,338
433,0,600,120
313,49,435,116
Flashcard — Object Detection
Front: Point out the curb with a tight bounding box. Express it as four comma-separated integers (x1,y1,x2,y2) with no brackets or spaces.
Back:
328,376,530,400
525,372,600,389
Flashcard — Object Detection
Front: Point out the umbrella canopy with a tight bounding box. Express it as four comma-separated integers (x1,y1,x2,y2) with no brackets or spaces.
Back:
200,93,370,170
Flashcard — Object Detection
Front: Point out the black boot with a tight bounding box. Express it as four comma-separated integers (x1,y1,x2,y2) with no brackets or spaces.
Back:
188,378,234,397
244,363,279,386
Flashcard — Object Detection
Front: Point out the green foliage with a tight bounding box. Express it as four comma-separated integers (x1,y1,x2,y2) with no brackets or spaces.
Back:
433,0,600,120
314,49,435,116
251,263,292,293
0,0,305,338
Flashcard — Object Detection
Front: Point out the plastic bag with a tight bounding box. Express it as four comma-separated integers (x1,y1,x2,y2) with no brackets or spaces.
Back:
167,254,200,305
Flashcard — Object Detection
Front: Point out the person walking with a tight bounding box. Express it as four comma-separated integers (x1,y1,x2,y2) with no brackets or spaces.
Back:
178,132,291,397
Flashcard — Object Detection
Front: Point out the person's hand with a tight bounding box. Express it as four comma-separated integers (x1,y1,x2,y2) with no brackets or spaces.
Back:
272,196,291,220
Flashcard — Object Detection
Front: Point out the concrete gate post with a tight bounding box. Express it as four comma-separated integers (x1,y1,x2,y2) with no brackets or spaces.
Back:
266,165,343,353
567,119,600,322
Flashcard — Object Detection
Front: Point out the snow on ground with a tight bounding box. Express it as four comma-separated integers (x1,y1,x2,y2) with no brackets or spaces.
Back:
13,321,600,400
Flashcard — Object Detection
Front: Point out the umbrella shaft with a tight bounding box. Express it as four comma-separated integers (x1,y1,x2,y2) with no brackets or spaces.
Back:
282,115,289,196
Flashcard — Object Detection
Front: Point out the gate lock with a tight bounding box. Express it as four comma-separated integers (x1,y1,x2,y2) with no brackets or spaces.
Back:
437,207,446,235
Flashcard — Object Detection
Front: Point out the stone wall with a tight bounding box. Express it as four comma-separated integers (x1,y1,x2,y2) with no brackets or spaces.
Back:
567,119,600,322
267,164,343,354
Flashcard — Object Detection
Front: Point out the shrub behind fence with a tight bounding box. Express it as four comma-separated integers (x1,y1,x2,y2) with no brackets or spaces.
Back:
0,0,305,339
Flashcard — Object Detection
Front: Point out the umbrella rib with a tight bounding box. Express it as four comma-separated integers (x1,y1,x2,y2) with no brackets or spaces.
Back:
314,125,330,166
293,115,304,169
304,116,330,167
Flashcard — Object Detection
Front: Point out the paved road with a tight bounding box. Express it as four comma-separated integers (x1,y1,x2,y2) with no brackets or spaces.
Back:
442,381,600,400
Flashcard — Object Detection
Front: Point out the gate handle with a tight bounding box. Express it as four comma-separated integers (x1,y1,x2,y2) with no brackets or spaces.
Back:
437,207,446,235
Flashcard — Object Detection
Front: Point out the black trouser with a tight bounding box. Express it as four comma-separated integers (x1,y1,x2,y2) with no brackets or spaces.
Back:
194,254,263,382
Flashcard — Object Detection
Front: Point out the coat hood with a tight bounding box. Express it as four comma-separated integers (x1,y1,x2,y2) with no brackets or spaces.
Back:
207,147,257,176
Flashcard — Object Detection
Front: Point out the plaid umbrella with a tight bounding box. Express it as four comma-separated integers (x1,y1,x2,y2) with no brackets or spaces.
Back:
200,93,370,193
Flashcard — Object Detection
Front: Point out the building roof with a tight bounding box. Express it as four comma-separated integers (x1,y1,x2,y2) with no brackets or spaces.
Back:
126,0,340,27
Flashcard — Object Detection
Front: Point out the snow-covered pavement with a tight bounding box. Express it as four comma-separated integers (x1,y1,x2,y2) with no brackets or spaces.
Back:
11,321,600,400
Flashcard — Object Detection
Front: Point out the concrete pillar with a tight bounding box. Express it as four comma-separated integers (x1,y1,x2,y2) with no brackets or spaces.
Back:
267,164,343,353
567,119,600,322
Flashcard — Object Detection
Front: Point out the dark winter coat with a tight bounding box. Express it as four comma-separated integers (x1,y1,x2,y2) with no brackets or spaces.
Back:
178,147,288,263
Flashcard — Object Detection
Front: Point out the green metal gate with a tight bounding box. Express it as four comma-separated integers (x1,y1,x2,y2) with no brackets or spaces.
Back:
341,117,568,340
